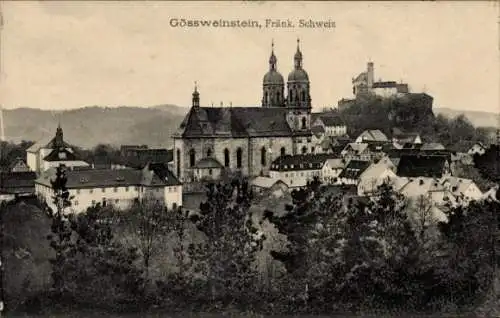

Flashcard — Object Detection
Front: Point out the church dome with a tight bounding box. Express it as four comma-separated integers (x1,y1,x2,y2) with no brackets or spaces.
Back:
263,70,284,85
287,68,309,82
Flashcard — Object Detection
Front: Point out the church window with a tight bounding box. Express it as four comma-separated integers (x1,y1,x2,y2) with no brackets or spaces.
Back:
224,148,230,167
207,148,212,157
236,148,243,168
301,91,306,101
176,149,181,177
280,147,286,156
264,92,268,104
302,117,307,129
302,146,307,154
277,91,281,102
261,147,267,166
189,149,196,167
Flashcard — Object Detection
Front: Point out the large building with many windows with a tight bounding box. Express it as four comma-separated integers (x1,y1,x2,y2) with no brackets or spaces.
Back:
172,40,318,182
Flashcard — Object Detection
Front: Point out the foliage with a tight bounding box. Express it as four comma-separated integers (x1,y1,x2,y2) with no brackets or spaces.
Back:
474,145,500,182
0,140,35,171
186,179,265,309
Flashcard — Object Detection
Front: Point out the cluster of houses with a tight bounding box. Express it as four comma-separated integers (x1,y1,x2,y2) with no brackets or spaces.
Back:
0,113,495,219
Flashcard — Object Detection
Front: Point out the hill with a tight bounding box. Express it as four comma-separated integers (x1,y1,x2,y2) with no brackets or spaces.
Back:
3,105,188,149
434,107,499,128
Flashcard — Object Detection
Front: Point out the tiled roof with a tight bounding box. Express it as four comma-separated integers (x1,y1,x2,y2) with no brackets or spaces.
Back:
358,130,389,142
311,125,325,138
338,160,371,180
122,148,173,169
388,148,451,159
250,176,284,189
193,157,223,169
147,163,182,186
319,115,345,127
270,153,338,172
36,165,180,189
325,158,344,169
372,81,398,88
177,106,312,138
43,148,84,162
396,155,448,178
343,143,369,155
0,171,37,194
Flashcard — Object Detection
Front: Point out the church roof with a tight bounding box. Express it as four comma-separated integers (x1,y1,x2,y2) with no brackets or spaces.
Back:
176,106,312,138
287,68,309,82
263,70,284,85
27,136,73,153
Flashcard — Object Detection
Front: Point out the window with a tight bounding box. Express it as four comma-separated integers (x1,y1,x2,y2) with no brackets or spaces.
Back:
301,172,304,177
76,189,80,195
172,203,178,210
285,173,288,177
261,147,267,166
301,91,306,101
176,149,181,177
89,189,93,194
207,148,212,157
125,186,129,192
224,148,230,167
302,146,307,154
277,91,281,102
209,168,213,175
115,199,119,204
189,149,196,167
74,200,79,206
102,188,106,193
156,188,159,193
114,187,118,193
280,147,286,156
135,186,139,191
311,147,315,153
236,148,243,168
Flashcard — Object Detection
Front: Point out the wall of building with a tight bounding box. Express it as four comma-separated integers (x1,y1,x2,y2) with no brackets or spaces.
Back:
164,185,183,210
270,168,320,188
27,152,38,173
373,87,398,98
42,160,90,172
249,137,293,176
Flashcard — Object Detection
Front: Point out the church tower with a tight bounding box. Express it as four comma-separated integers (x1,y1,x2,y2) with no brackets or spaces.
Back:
262,41,285,107
286,39,312,135
192,81,200,108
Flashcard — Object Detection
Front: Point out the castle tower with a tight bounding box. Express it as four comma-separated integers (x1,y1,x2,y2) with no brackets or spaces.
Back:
192,82,200,108
286,38,311,109
262,40,285,107
367,61,374,89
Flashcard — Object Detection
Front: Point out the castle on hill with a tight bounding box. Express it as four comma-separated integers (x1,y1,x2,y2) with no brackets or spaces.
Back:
172,40,320,182
352,62,410,98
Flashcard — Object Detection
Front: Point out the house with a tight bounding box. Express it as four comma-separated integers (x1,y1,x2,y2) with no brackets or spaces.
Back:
250,176,288,194
0,171,37,199
440,177,483,204
396,177,451,208
392,131,422,147
311,114,347,137
269,153,339,188
35,164,182,213
337,160,371,185
321,158,345,184
41,148,90,173
483,185,499,201
192,157,224,181
341,143,372,162
357,157,397,196
9,157,30,172
396,154,452,179
26,125,90,174
467,142,487,156
355,129,389,143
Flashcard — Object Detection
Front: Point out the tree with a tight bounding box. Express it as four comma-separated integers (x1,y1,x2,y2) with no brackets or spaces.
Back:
188,179,265,308
45,165,74,298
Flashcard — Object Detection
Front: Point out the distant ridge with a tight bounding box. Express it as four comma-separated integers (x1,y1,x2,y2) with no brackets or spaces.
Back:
3,105,187,148
434,107,499,128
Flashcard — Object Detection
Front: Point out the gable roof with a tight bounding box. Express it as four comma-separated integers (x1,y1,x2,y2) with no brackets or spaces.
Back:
343,143,369,155
270,153,338,172
338,160,371,180
357,129,389,142
396,154,449,178
122,148,173,168
176,106,312,139
147,163,181,186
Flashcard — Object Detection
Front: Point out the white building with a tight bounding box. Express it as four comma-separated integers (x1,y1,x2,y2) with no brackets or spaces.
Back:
27,125,89,174
35,163,182,214
268,153,340,188
355,129,389,143
467,142,487,156
357,157,398,196
311,114,347,137
337,160,371,185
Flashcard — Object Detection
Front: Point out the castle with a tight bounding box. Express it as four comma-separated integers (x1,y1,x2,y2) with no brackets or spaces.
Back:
352,62,409,98
172,40,317,182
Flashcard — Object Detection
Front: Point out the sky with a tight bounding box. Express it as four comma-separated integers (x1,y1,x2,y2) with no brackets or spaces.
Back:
1,1,499,113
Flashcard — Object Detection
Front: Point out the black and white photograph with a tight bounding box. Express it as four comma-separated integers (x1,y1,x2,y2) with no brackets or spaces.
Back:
0,1,499,317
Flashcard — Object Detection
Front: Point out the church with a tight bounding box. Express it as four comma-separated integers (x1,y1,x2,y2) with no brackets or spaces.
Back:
172,40,316,182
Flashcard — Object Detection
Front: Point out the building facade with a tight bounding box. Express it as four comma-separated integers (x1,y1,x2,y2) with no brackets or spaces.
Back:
172,40,316,182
